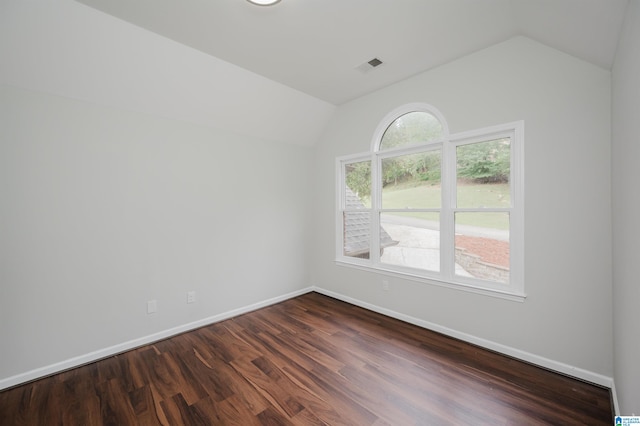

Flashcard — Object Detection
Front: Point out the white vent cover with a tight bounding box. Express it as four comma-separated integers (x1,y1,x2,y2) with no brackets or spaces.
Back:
355,58,384,73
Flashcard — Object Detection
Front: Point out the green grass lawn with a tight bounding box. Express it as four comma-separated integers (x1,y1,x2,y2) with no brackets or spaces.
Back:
382,182,510,230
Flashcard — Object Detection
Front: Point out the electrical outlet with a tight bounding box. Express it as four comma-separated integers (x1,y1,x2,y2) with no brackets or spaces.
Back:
187,291,196,304
382,280,389,291
147,300,157,314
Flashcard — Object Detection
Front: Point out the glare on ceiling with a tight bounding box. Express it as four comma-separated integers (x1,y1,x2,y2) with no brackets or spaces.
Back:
247,0,281,6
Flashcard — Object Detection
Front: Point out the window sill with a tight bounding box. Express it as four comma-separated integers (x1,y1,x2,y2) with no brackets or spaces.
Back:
335,259,526,302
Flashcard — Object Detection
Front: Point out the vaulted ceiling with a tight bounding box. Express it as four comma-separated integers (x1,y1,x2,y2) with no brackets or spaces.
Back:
76,0,629,105
1,0,630,147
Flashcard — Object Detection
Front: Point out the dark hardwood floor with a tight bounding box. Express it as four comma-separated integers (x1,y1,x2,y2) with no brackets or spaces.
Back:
0,292,612,425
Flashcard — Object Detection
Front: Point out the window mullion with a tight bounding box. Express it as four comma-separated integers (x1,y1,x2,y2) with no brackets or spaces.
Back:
441,140,455,280
370,153,381,263
337,159,344,258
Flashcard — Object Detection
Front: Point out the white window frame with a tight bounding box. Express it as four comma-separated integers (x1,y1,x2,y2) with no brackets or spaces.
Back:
336,104,525,301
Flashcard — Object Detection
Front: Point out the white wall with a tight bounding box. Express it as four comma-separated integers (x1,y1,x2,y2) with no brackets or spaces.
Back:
612,0,640,415
0,84,312,385
312,36,613,382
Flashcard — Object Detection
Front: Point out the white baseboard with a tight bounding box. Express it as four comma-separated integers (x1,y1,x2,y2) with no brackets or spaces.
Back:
0,287,313,391
2,284,618,413
611,380,620,415
312,286,615,390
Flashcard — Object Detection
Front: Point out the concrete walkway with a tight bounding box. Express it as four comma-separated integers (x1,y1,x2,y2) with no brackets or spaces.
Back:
381,213,509,241
380,222,472,277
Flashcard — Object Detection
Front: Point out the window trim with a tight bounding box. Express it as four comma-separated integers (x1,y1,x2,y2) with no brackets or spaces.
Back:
336,104,525,302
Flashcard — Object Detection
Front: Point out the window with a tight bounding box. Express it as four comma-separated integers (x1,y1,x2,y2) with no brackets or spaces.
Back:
336,104,524,300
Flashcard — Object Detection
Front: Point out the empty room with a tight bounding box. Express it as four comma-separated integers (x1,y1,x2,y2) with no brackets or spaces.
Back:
1,0,639,424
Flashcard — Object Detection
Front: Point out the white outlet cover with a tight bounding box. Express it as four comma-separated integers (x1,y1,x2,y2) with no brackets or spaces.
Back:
147,300,157,314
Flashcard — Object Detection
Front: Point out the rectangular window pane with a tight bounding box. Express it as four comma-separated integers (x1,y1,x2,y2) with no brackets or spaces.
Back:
380,212,440,272
344,160,371,209
381,151,441,209
455,212,509,283
343,211,371,259
456,138,510,208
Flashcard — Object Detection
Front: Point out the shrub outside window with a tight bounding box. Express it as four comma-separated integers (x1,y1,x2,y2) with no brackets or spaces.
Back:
336,104,524,301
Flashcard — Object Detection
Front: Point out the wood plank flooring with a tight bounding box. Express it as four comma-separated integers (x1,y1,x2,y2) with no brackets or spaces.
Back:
0,292,613,425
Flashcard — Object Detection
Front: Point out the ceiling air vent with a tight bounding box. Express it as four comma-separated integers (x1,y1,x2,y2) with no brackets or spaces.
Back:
355,57,384,74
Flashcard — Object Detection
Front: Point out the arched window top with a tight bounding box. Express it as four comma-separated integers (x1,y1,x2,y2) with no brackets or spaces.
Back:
374,103,448,152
